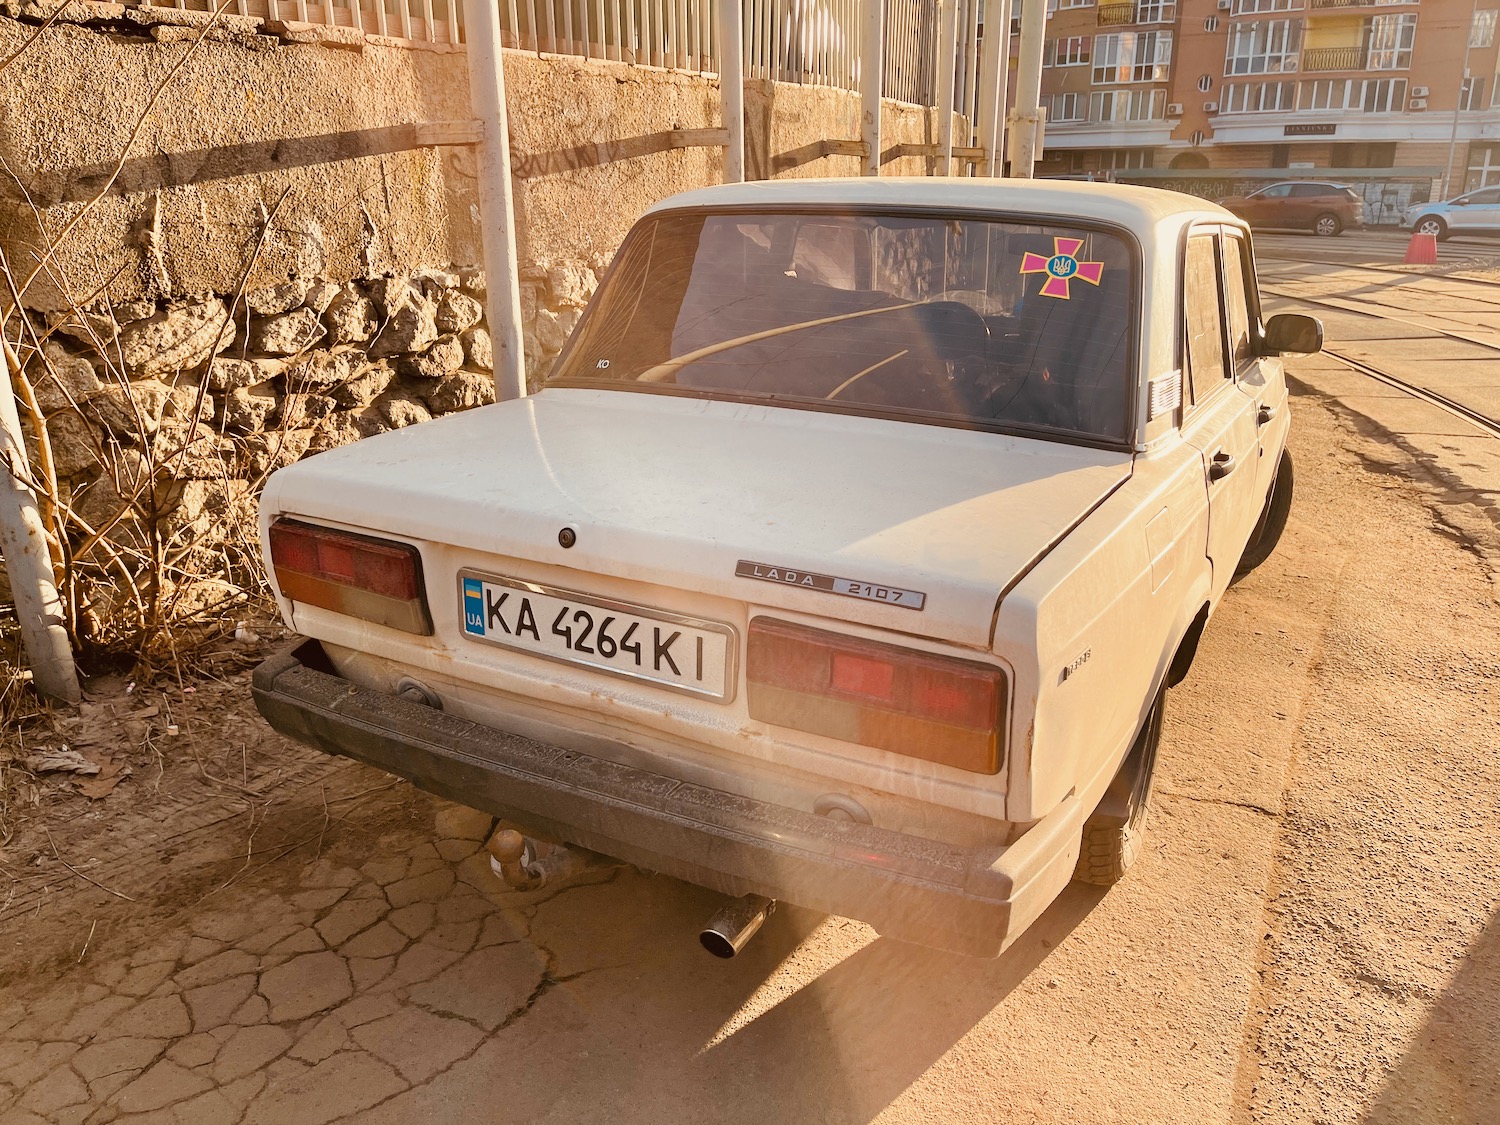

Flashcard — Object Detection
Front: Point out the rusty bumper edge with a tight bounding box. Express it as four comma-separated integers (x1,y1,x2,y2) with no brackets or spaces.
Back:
252,638,1022,957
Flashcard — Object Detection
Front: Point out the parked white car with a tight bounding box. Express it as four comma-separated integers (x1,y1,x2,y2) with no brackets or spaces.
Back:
253,179,1319,958
1402,186,1500,239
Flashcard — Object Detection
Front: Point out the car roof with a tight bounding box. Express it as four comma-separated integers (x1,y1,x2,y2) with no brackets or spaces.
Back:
643,177,1235,231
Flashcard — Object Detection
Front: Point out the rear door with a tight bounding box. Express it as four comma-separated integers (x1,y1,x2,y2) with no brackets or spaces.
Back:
1284,183,1320,228
1222,228,1288,508
1179,229,1263,599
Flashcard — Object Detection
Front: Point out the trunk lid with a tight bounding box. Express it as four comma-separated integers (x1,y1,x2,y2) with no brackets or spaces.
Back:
262,389,1133,649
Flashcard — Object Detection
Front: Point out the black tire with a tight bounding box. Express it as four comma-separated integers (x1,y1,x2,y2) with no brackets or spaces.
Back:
1414,216,1447,240
1234,447,1294,578
1313,213,1342,237
1074,689,1166,887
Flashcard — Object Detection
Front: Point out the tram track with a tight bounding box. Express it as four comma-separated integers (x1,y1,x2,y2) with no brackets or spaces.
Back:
1256,261,1500,438
1259,283,1500,354
1320,347,1500,440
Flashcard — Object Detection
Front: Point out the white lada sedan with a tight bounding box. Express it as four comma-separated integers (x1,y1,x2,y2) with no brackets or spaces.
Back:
252,179,1319,958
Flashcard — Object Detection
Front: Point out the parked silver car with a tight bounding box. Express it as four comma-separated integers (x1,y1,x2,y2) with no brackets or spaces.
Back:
1402,186,1500,240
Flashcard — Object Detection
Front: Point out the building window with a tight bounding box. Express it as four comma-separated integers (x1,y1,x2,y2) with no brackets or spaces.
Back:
1089,87,1169,120
1136,0,1177,23
1232,0,1298,13
1467,142,1500,189
1366,13,1417,70
1058,0,1095,10
1300,78,1351,110
1044,36,1091,66
1050,92,1087,121
1093,31,1173,83
1064,149,1155,173
1220,79,1297,112
1461,76,1487,110
1332,142,1396,167
1469,8,1495,48
1204,15,1219,30
1224,19,1301,76
1358,77,1406,111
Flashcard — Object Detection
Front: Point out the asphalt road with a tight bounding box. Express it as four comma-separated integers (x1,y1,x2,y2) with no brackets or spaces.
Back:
0,247,1496,1125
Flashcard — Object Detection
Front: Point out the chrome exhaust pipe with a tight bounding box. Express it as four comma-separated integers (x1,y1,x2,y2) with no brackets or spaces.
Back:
700,894,775,958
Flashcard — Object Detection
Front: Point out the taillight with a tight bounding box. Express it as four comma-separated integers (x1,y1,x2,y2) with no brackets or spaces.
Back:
746,618,1006,774
268,518,432,635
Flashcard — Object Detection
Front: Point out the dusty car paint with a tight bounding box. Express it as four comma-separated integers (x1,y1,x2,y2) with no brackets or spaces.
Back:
254,179,1294,955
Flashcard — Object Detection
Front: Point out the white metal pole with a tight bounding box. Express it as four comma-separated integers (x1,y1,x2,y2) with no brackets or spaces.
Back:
962,0,980,165
0,344,79,704
936,0,957,173
718,0,746,182
986,0,1011,175
860,0,885,176
464,0,528,401
972,0,996,174
1008,0,1045,176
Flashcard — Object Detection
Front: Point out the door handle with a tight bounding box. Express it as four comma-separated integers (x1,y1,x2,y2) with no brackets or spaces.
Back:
1257,404,1275,427
1209,450,1236,481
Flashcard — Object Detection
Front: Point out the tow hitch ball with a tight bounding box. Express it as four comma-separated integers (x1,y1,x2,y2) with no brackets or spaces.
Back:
700,894,776,959
485,827,587,891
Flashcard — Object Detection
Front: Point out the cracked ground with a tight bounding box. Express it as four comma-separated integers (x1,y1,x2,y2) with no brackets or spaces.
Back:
0,370,1497,1124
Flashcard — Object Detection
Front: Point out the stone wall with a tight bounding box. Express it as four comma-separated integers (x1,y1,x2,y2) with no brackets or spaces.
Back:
0,0,956,646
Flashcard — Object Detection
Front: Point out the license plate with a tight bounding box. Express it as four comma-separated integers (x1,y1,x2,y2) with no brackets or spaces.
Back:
458,571,737,701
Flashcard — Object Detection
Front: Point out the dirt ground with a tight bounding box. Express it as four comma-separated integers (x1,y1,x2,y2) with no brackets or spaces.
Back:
0,372,1496,1124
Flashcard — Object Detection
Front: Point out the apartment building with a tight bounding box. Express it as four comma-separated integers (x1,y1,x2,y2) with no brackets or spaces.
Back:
1031,0,1500,202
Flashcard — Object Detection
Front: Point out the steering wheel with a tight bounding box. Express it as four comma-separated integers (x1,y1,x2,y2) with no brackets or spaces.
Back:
913,300,990,364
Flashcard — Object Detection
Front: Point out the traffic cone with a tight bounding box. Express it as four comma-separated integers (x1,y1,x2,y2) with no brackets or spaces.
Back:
1403,232,1438,265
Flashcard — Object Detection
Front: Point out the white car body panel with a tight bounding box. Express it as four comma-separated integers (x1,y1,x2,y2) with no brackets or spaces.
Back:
262,389,1134,651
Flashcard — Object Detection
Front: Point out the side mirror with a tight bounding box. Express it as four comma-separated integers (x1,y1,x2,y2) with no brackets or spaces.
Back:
1262,313,1323,356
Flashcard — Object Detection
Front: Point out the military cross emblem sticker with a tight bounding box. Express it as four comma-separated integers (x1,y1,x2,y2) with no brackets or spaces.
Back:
1020,238,1104,299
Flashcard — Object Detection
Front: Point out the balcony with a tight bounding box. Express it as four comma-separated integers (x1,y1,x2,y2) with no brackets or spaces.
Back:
1301,44,1367,70
1309,0,1418,6
1098,2,1136,23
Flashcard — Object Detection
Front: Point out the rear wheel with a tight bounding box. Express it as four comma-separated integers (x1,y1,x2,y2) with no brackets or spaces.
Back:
1415,216,1447,240
1234,448,1294,578
1313,213,1342,237
1074,688,1166,886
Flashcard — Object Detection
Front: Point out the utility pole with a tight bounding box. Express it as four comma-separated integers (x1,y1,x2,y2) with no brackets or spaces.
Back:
1009,0,1047,176
464,0,528,401
717,0,746,183
0,342,79,704
1442,0,1481,200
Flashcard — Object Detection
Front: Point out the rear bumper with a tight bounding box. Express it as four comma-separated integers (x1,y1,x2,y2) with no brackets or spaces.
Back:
252,638,1083,957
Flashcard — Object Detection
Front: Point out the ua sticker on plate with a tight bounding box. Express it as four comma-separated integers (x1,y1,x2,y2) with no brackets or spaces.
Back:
1020,238,1104,299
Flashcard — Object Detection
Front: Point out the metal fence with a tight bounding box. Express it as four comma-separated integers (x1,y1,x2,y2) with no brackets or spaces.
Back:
131,0,462,43
127,0,977,113
501,0,714,67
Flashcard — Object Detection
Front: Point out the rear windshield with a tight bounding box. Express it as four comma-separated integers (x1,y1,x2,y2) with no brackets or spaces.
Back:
549,210,1137,442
